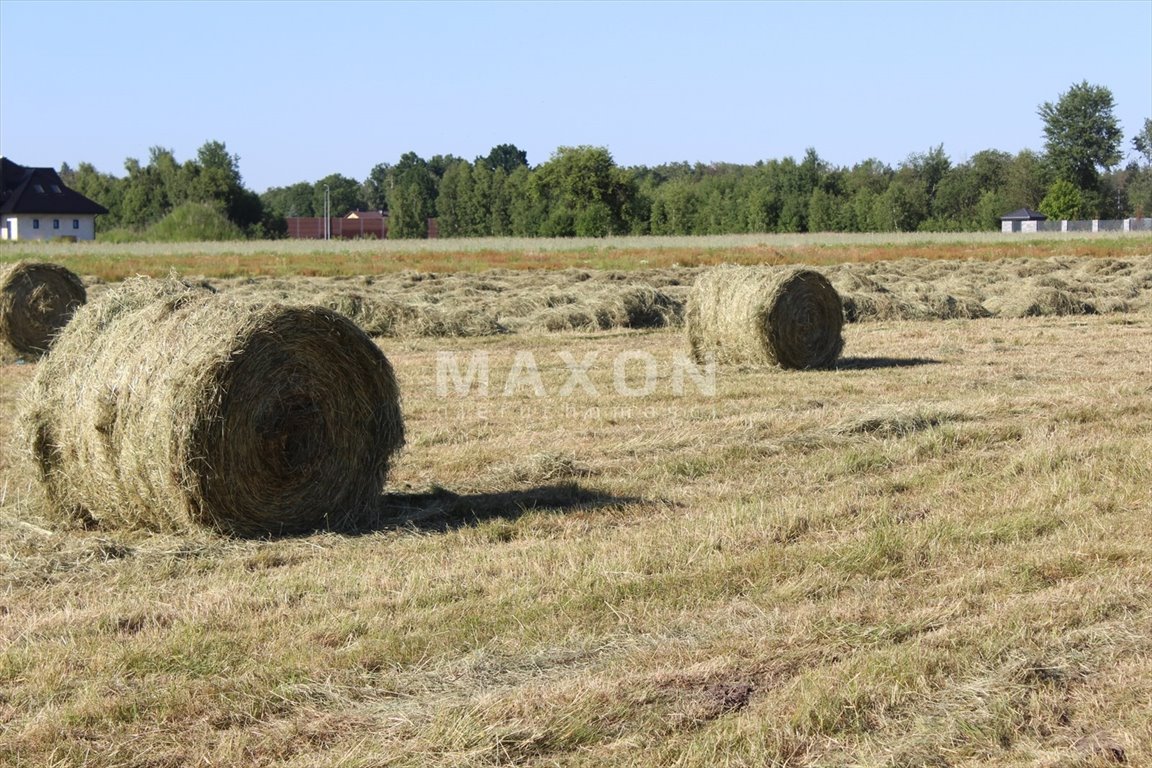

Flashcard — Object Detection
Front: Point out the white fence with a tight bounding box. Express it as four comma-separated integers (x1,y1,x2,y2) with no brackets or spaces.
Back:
1003,218,1152,233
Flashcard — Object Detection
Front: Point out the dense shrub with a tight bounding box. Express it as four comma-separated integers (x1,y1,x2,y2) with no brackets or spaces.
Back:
147,203,245,242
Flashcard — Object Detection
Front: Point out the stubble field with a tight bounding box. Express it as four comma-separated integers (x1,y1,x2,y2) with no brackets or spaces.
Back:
1,233,1151,766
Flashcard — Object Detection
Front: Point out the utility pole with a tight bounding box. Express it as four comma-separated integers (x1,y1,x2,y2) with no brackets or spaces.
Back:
324,185,331,240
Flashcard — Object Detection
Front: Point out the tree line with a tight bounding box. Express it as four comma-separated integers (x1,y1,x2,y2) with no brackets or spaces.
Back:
62,83,1152,240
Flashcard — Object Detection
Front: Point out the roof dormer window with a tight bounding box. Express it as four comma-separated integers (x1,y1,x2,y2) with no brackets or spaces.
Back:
51,184,62,193
33,184,45,193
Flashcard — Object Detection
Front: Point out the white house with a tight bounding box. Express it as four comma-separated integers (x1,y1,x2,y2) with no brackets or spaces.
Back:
1,157,109,241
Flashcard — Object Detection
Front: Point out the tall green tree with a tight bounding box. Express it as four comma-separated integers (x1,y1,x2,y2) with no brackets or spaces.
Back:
841,159,893,231
189,140,263,230
1134,118,1152,165
931,166,978,228
363,163,392,213
743,162,784,233
975,189,1011,230
147,147,189,204
485,166,515,236
505,165,544,236
428,154,466,189
387,152,437,238
617,166,651,235
1124,118,1152,217
467,161,496,236
1003,149,1049,211
1038,179,1085,220
807,187,842,232
481,144,529,173
1038,81,1123,190
119,155,171,229
261,185,315,221
873,179,928,232
314,174,365,219
927,148,1013,230
60,162,126,228
532,146,631,236
902,144,951,211
436,161,488,237
261,182,315,217
969,149,1011,191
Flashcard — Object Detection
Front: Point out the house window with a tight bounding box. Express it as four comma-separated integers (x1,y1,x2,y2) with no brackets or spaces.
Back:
33,184,45,193
33,219,40,229
73,219,80,229
51,184,63,193
53,219,60,230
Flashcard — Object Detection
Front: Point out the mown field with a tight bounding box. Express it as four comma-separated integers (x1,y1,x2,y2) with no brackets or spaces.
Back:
2,230,1151,280
2,233,1151,767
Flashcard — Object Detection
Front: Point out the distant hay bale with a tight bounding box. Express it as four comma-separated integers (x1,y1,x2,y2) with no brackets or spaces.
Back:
21,278,404,536
0,261,86,356
686,266,844,369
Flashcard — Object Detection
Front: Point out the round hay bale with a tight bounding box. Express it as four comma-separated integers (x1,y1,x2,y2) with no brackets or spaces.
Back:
21,277,404,536
686,266,844,369
0,261,86,356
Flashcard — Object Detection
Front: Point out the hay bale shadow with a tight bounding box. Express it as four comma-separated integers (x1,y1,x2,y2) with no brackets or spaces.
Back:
356,483,645,534
835,356,942,370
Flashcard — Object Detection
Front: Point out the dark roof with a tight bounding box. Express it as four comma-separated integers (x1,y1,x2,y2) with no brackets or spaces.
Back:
999,207,1047,221
0,157,109,215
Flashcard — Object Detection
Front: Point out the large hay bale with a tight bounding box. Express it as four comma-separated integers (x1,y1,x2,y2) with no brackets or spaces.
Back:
686,266,844,369
0,261,86,356
21,278,404,536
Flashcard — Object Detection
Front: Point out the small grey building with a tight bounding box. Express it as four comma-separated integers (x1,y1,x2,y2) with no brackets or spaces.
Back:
1000,208,1047,233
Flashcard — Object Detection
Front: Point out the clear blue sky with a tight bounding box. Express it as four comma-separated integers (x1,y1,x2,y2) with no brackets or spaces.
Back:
2,0,1149,193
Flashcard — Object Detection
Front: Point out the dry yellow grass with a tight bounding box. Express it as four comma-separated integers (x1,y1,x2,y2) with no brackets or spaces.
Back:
1,230,1150,281
1,265,1150,766
59,253,1152,346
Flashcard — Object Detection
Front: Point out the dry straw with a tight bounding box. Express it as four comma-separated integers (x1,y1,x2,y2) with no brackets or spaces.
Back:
21,277,405,536
0,261,86,356
982,286,1095,318
686,265,844,369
